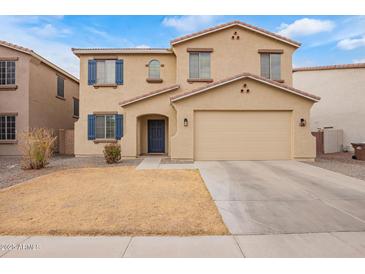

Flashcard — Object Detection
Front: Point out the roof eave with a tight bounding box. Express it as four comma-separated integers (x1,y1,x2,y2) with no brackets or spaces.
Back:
72,48,173,56
119,85,180,107
0,41,79,83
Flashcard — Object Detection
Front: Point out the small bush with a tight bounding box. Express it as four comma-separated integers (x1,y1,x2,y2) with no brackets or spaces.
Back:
103,143,121,164
20,128,57,169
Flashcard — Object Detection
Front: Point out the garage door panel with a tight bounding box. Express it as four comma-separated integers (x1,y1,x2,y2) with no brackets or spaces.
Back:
194,111,292,160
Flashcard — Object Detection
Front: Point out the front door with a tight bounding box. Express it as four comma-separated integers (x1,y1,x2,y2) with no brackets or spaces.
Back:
148,120,165,153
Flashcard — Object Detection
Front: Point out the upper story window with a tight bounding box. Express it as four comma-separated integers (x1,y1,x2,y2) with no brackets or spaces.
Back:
88,59,123,86
97,60,116,84
189,52,211,80
57,76,65,98
0,115,16,140
260,53,281,81
148,60,160,79
0,61,16,85
73,97,79,118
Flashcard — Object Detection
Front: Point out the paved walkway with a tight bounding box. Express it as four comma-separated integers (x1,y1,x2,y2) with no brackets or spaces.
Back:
1,232,365,257
136,157,196,170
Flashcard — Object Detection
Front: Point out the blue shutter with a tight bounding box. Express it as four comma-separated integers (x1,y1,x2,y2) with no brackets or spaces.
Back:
115,60,124,85
88,60,96,85
87,114,95,140
115,114,123,139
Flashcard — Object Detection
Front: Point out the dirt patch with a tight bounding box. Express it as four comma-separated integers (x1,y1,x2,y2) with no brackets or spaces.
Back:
304,152,365,181
0,156,142,189
0,167,228,236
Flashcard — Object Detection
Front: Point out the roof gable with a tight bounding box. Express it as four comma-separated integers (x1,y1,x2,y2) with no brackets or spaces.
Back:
0,40,79,83
170,72,320,102
170,20,301,48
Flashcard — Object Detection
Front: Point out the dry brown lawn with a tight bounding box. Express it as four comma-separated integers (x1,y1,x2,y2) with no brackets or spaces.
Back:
0,167,229,236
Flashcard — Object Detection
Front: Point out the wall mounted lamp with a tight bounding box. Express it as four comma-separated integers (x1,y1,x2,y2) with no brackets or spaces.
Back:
299,118,306,127
184,118,188,127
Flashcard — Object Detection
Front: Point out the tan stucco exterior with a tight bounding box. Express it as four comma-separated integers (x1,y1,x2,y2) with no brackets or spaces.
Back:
293,67,365,151
0,43,79,156
74,21,317,160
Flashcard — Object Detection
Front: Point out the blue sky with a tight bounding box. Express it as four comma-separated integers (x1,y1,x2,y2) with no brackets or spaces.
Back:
0,15,364,77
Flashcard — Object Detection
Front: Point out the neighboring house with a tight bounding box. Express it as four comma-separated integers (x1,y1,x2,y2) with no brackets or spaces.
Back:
72,20,319,161
293,63,365,151
0,40,79,156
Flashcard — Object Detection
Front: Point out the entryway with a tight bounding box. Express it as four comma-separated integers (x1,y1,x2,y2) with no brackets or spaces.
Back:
136,114,169,156
148,120,165,153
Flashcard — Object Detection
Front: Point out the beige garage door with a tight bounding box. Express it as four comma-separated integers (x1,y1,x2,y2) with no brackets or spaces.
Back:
194,110,292,160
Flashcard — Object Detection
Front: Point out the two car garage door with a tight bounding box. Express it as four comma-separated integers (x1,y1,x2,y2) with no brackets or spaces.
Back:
194,110,292,160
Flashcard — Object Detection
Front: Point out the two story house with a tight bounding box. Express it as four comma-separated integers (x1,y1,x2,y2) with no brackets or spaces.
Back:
72,20,319,161
0,40,79,156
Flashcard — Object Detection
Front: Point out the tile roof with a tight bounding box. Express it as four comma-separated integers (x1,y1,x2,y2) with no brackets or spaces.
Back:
0,40,79,83
72,48,173,55
170,20,301,47
293,63,365,72
119,84,180,107
170,72,320,102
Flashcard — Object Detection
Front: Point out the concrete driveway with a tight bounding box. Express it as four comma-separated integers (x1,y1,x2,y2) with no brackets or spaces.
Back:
196,160,365,257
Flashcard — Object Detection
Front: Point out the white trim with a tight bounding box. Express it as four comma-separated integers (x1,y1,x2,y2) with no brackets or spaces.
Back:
171,75,319,102
171,22,300,48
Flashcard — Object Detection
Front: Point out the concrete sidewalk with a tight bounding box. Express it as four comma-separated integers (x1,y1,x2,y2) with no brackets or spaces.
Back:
1,232,365,258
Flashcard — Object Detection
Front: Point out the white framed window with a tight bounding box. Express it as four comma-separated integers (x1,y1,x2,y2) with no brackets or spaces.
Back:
189,52,211,79
148,60,160,79
95,115,115,139
0,115,16,140
260,53,281,81
96,60,116,84
0,61,16,85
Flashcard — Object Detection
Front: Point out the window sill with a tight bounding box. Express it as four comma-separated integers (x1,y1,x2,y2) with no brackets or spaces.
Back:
56,95,66,101
187,78,214,83
0,85,18,91
93,139,117,144
0,140,18,144
93,84,118,89
274,79,285,83
146,78,163,83
73,115,79,119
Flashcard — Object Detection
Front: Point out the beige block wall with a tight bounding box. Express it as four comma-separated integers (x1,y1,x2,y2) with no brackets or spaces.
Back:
74,53,176,156
171,78,316,160
173,25,296,91
0,47,30,155
293,68,365,151
28,58,79,131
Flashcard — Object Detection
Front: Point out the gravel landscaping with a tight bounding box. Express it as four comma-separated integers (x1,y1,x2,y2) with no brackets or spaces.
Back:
0,155,142,189
305,152,365,181
0,167,228,236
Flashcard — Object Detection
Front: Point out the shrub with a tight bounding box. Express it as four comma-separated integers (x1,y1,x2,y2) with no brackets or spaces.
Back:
103,143,121,164
20,128,57,169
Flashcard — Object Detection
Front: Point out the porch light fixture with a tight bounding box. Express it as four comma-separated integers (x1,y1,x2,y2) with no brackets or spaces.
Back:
184,118,188,127
299,118,306,127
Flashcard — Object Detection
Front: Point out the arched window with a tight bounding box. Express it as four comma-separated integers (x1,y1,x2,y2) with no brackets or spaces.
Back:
148,60,160,79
